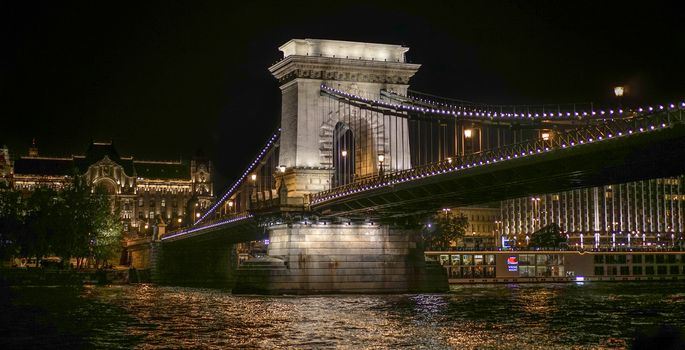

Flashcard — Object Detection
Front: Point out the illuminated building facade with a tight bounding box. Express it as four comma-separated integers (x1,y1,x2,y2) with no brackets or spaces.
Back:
7,141,214,235
448,206,501,248
501,176,685,249
0,145,10,186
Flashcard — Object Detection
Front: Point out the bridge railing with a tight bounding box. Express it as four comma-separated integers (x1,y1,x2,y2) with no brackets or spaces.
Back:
310,109,684,205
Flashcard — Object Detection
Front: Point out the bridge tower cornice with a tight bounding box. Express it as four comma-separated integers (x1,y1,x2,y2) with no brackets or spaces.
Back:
269,56,421,86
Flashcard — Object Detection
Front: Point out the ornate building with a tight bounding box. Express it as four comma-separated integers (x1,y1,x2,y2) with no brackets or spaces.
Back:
7,141,213,236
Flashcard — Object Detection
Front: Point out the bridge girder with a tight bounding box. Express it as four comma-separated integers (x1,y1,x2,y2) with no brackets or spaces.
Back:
311,124,685,219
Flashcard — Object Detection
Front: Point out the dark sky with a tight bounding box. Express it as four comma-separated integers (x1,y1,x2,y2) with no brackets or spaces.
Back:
2,1,684,191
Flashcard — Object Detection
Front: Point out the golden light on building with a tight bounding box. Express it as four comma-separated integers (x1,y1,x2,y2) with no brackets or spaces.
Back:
541,132,550,141
464,129,473,138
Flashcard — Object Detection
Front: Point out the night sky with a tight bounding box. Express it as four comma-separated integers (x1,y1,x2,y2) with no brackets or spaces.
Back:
2,1,684,191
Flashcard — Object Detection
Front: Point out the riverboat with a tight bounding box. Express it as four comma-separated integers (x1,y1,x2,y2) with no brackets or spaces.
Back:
425,250,685,283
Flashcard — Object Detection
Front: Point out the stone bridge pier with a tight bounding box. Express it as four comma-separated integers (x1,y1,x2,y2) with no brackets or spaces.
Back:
153,237,240,288
235,223,447,294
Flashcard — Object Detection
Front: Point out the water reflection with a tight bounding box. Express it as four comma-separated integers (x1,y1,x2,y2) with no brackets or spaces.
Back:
2,282,685,349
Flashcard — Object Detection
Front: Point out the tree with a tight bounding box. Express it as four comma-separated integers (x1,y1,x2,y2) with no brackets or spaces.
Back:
21,187,61,264
529,223,567,248
0,188,23,261
89,186,124,268
59,178,123,268
423,210,468,250
0,177,124,268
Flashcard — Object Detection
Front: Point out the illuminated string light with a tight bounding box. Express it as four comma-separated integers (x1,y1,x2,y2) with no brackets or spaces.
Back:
194,130,281,225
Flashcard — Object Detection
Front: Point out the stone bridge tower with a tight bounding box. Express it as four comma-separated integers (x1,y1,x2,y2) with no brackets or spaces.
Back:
269,39,420,203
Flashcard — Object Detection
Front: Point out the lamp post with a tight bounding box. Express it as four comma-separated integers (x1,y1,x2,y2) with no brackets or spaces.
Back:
462,128,472,156
614,86,624,109
341,150,348,185
250,173,257,208
378,154,385,179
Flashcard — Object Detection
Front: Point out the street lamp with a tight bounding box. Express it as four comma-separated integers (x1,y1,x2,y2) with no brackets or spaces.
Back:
614,86,625,108
464,129,472,138
378,154,385,179
341,150,347,157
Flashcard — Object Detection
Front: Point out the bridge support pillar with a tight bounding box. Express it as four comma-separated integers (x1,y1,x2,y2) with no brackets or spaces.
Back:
154,239,239,287
234,223,447,294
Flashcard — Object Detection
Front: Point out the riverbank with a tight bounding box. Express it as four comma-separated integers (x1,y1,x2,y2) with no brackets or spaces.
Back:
0,267,133,286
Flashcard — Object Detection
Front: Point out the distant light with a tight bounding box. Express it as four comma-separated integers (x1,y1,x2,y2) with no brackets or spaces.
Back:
250,174,257,181
196,213,200,218
576,276,585,282
541,132,550,141
614,86,624,97
341,150,348,157
464,129,473,138
378,154,385,163
278,165,286,173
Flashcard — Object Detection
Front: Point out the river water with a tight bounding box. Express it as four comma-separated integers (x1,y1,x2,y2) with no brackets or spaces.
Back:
1,282,684,349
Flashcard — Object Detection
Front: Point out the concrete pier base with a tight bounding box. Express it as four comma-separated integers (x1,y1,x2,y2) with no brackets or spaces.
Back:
234,224,447,294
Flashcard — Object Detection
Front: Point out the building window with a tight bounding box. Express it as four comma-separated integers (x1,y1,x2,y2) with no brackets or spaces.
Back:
594,266,604,276
161,199,165,207
670,266,680,275
645,266,655,275
632,255,642,264
138,212,143,219
633,266,643,275
657,266,668,275
620,266,630,275
149,211,155,219
138,198,143,206
149,200,155,207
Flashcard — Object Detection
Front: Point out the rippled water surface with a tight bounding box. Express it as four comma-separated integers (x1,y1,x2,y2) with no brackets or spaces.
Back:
2,282,685,349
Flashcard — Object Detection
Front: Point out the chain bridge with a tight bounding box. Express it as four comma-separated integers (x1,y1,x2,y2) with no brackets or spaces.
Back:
143,39,685,294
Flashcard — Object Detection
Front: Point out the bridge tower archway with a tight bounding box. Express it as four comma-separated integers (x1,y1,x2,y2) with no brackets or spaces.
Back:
333,122,355,186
